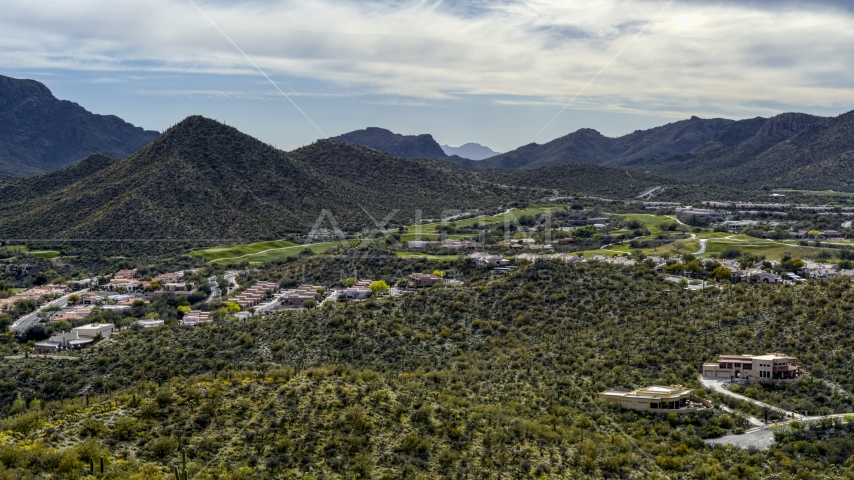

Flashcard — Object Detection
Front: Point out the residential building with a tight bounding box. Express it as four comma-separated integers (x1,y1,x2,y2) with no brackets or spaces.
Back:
598,385,710,413
821,230,844,240
232,281,281,310
154,271,185,284
163,282,191,292
799,261,837,280
344,280,373,299
408,273,445,287
114,269,138,280
49,331,94,350
50,307,93,323
468,252,509,269
5,264,39,276
528,244,555,253
283,285,324,306
702,353,802,382
79,292,103,305
33,341,62,354
182,310,211,325
106,278,141,292
72,323,114,340
138,319,165,328
745,270,782,284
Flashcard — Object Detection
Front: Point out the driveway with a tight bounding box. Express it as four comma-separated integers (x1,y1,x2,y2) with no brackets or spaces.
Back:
705,428,775,449
700,376,807,420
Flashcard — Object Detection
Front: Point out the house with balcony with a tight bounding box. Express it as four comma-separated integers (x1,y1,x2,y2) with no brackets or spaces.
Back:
599,385,710,414
702,353,802,382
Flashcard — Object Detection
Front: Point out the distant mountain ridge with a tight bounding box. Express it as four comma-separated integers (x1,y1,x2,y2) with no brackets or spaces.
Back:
0,74,159,177
474,116,734,170
441,143,500,160
329,127,448,159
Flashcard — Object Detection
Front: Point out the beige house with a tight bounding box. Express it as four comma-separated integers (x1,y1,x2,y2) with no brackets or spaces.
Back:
283,285,324,306
408,273,445,288
73,323,114,340
599,385,710,414
703,353,802,382
345,280,373,299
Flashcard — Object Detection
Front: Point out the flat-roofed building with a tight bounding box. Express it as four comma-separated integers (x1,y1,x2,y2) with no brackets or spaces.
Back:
599,385,710,413
32,341,61,354
138,319,165,328
72,323,114,340
702,353,802,382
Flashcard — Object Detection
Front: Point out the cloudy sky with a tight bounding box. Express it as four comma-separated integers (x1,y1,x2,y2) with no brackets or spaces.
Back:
3,0,854,152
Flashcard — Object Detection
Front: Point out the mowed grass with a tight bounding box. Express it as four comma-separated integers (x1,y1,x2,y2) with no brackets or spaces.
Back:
611,213,678,235
192,240,298,261
419,206,563,233
395,252,462,260
0,245,60,259
206,241,351,265
30,250,60,259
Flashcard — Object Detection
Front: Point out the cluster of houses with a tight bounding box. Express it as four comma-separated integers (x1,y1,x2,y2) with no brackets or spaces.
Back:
797,260,854,280
0,284,67,312
102,268,198,293
32,323,115,354
232,281,280,310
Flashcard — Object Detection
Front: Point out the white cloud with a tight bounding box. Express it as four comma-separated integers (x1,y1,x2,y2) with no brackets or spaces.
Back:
2,0,853,118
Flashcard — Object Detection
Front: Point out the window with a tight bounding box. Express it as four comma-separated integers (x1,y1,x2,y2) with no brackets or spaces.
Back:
719,363,726,369
727,363,733,369
742,363,752,370
650,403,658,409
734,363,741,368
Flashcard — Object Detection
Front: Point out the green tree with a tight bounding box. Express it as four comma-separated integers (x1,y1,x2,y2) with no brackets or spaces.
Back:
712,266,732,282
370,280,389,294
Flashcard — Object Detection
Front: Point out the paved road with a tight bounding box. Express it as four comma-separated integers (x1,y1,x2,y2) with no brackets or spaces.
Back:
9,288,89,334
695,238,708,254
208,276,221,301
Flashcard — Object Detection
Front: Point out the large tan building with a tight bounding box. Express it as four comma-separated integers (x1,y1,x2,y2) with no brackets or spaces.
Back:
598,385,710,414
702,353,801,382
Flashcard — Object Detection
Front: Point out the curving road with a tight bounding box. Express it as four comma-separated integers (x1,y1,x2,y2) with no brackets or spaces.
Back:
9,288,89,334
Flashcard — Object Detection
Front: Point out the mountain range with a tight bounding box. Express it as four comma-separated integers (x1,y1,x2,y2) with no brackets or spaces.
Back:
441,143,500,160
0,116,701,242
0,75,159,177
